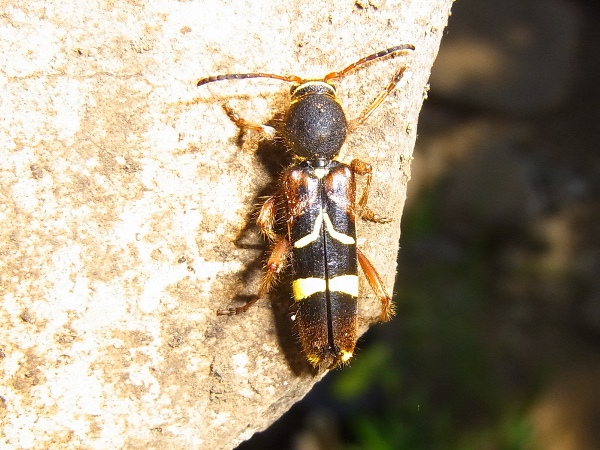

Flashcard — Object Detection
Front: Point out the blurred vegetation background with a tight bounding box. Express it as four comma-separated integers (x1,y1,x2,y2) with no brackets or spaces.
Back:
238,0,600,448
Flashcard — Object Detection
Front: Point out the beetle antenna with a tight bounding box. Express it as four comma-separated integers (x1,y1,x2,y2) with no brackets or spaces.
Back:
197,73,302,87
323,43,414,81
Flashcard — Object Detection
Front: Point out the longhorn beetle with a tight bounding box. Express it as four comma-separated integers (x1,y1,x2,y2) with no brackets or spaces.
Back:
198,44,414,369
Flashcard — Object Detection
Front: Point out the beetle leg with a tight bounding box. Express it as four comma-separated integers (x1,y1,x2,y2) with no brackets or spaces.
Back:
256,194,279,242
217,236,291,316
350,159,391,223
223,104,276,138
347,66,408,133
357,248,394,322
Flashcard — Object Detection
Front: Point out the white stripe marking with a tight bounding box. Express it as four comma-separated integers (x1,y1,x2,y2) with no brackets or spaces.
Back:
323,213,355,245
294,209,355,248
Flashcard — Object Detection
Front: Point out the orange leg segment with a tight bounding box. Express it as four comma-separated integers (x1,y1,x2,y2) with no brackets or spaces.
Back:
347,66,408,133
256,195,279,242
350,159,392,224
357,248,394,322
223,105,276,137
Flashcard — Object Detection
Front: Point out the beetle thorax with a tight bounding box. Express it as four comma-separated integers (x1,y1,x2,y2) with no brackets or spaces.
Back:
284,81,348,161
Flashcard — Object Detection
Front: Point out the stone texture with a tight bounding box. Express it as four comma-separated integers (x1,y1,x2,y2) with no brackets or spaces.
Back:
0,0,452,449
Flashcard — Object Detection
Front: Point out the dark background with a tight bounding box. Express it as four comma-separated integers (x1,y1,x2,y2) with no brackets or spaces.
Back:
237,0,600,448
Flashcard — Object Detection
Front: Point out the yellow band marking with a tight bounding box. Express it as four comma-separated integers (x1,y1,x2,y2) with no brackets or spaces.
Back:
291,81,335,96
328,275,359,297
341,351,354,363
306,354,322,366
306,351,354,367
293,277,326,300
293,275,359,300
